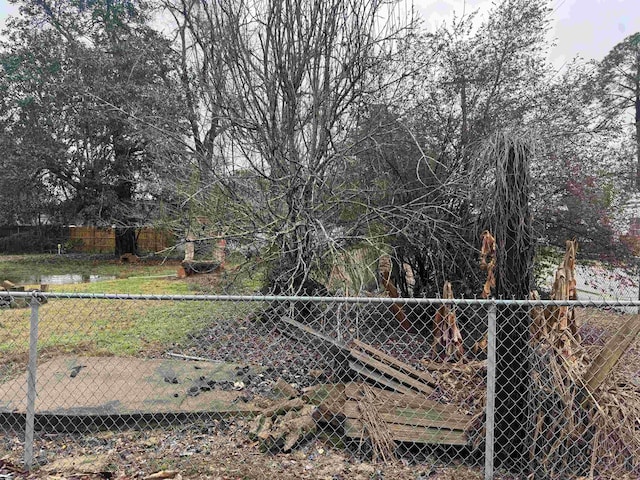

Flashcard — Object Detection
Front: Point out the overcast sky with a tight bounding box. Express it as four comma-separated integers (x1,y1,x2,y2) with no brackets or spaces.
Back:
0,0,638,67
415,0,640,67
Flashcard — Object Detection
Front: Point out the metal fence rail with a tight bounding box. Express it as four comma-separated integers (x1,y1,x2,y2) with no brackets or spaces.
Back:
1,291,639,479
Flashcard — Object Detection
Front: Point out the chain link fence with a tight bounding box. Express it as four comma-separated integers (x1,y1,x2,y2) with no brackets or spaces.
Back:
1,291,639,479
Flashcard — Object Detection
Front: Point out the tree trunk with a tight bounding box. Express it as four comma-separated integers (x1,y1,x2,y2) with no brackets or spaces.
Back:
492,141,534,472
115,227,137,256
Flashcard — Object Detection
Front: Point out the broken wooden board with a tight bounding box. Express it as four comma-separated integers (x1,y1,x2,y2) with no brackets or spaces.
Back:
280,318,429,394
351,339,437,388
583,314,640,394
349,349,433,395
344,383,472,418
279,320,454,409
344,419,469,446
348,361,414,395
342,402,473,431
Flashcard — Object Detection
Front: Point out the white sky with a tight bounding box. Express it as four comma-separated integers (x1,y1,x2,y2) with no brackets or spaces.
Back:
0,0,639,67
415,0,640,68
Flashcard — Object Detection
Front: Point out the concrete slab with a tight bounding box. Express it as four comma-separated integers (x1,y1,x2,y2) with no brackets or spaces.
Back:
0,356,259,416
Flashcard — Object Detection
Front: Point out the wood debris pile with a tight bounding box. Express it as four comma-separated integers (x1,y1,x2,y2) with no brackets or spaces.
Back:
251,316,483,460
249,233,638,475
526,240,640,478
0,280,24,293
1,280,32,308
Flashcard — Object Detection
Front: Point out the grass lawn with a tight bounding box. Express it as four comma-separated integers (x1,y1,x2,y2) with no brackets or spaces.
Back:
0,255,262,365
0,253,180,284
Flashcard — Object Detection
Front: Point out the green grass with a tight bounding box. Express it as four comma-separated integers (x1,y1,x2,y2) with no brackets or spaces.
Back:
49,276,195,295
1,291,256,357
0,253,180,284
0,255,261,359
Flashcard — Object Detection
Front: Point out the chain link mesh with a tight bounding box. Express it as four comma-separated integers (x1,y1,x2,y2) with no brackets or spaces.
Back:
1,292,639,478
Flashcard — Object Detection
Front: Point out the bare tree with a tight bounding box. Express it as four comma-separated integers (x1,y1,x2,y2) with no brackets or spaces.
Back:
159,0,416,291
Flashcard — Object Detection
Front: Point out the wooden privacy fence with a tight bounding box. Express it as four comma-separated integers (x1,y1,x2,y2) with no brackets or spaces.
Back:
69,226,172,254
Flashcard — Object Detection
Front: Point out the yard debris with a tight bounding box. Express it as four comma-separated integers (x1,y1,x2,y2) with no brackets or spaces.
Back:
348,381,476,448
144,470,181,479
431,281,464,361
528,240,582,359
529,290,547,339
379,255,413,332
582,314,640,395
0,281,29,308
420,359,486,374
261,397,306,417
0,459,26,476
254,315,481,456
350,339,437,393
180,260,222,276
354,383,396,462
545,239,581,358
250,379,477,457
479,231,496,299
468,230,497,354
0,280,24,292
249,401,316,452
279,316,438,395
3,419,485,480
0,280,47,308
524,239,640,478
273,377,299,399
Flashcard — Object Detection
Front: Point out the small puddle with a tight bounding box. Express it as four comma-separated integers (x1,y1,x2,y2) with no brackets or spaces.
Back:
21,274,117,285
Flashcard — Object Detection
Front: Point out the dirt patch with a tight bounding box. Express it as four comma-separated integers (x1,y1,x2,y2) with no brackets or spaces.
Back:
0,356,261,415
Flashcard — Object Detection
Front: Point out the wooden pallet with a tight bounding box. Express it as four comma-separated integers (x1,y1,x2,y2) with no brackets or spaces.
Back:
280,317,480,446
341,383,474,446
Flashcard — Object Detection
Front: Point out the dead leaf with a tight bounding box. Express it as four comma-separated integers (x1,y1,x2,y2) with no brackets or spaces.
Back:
144,471,179,479
42,453,112,474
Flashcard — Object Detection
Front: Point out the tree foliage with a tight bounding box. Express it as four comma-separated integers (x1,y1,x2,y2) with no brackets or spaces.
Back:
0,0,185,225
590,32,640,189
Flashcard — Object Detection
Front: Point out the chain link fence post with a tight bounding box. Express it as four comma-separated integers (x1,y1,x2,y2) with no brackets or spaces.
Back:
24,293,40,470
484,301,497,480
